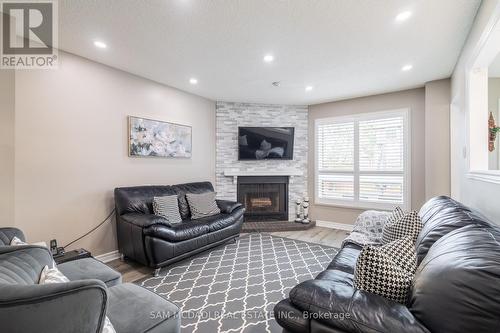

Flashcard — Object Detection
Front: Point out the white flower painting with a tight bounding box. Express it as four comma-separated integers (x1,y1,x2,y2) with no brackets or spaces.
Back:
129,116,192,158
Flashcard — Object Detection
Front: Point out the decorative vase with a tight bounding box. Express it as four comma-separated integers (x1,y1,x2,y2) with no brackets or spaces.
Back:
295,199,303,223
302,196,310,224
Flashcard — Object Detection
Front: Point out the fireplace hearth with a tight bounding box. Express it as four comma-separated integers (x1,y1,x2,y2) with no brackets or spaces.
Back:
237,176,288,221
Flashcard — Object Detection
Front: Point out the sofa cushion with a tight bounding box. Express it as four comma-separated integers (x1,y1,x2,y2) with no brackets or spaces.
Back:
143,220,210,242
382,211,423,244
115,186,176,216
107,283,180,333
410,224,500,333
354,236,416,304
289,269,429,333
416,196,492,263
324,243,361,275
186,192,221,219
58,257,122,287
171,182,215,219
152,195,182,224
187,208,245,233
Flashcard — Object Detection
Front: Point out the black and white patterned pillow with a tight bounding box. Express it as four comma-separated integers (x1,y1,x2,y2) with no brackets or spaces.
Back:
387,206,405,226
354,236,417,304
153,195,182,224
382,210,423,244
185,192,221,220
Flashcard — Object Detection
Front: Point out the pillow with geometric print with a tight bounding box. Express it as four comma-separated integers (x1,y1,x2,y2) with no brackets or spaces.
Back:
382,210,423,244
354,236,417,304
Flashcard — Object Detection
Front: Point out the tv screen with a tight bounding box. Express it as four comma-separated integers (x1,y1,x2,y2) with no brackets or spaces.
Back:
238,127,294,160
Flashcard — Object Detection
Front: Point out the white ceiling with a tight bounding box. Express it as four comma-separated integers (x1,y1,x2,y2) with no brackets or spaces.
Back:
58,0,481,105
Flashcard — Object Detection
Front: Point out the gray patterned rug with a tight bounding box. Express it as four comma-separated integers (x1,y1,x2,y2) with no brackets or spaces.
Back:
138,233,338,333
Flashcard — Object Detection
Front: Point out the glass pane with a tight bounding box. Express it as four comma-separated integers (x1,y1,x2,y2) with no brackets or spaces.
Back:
359,175,404,204
318,174,354,200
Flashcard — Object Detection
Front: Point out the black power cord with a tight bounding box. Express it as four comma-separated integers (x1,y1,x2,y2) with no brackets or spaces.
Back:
63,209,116,249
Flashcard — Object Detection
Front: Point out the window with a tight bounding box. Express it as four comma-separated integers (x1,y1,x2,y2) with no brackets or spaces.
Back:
315,109,410,210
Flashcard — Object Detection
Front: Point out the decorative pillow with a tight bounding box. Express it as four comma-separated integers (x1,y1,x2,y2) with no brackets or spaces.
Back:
39,265,116,333
10,236,27,246
354,236,417,304
185,192,221,220
386,206,405,226
382,210,423,244
153,195,182,224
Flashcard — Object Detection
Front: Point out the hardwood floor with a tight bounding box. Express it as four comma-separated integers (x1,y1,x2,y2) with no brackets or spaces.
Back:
107,226,349,283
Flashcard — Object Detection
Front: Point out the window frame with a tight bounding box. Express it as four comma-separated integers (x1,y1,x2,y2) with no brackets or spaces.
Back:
314,108,411,211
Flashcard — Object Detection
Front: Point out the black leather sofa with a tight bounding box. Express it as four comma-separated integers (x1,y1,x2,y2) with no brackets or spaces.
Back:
114,182,244,275
274,196,500,333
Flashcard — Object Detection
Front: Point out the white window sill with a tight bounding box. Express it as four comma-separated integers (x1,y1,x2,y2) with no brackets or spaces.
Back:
467,170,500,185
315,199,401,211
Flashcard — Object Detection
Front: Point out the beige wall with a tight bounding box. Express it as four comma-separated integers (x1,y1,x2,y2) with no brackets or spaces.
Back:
308,88,426,225
424,79,451,199
0,70,15,226
14,52,216,255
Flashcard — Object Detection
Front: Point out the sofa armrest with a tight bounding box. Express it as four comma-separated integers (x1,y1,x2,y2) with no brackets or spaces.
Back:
120,213,171,228
216,200,243,214
0,227,26,245
290,279,430,333
0,279,108,333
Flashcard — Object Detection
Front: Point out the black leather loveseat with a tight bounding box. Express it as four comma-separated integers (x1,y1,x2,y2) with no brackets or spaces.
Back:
115,182,244,275
274,196,500,333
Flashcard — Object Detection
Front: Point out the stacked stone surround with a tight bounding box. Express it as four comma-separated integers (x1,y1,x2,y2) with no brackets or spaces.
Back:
215,101,308,221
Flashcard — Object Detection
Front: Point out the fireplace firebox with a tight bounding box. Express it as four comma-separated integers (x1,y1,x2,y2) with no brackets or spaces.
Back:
237,176,288,221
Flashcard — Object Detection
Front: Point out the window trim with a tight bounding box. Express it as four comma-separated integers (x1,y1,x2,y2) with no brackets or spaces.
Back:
314,108,412,211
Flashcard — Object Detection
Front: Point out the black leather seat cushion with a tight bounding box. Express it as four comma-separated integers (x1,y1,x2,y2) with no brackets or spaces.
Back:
143,219,210,242
185,207,245,232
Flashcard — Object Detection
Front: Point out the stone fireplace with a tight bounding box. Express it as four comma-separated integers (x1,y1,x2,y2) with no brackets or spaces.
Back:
215,102,308,221
237,176,288,221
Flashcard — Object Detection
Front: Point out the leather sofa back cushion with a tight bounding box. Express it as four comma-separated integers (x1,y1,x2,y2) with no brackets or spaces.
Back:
114,182,214,218
410,224,500,333
415,196,492,263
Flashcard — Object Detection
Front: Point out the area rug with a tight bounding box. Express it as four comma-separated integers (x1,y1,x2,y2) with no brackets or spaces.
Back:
138,233,338,333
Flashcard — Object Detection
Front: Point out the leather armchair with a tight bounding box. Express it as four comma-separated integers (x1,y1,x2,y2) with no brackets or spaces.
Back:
115,181,245,275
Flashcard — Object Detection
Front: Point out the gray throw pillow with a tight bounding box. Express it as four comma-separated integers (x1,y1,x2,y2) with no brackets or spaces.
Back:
185,192,221,219
153,195,182,224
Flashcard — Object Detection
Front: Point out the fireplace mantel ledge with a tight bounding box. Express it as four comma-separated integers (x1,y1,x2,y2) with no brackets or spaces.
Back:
223,170,303,184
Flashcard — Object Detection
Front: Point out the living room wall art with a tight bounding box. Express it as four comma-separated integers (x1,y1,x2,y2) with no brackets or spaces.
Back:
128,116,192,158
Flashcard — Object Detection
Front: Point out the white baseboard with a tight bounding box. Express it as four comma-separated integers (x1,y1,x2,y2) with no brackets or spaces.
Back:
95,250,120,263
316,220,354,231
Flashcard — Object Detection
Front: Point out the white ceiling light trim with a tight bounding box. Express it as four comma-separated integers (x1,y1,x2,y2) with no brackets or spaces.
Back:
93,40,107,49
401,64,413,71
263,54,274,63
395,11,412,22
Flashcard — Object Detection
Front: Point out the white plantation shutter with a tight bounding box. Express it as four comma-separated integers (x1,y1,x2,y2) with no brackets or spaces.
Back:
315,110,409,210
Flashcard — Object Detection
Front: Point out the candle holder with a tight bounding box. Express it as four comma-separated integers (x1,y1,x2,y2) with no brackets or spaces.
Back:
302,196,310,224
295,199,303,223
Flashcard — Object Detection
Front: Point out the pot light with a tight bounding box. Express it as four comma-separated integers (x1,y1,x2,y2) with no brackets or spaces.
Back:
401,64,413,71
395,11,412,22
263,54,274,63
305,86,313,92
93,41,107,49
189,78,198,85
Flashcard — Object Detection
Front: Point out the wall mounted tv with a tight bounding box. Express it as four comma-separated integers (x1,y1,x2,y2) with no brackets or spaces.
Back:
238,127,295,160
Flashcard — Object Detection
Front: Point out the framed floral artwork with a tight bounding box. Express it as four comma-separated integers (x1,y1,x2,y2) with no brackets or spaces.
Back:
128,116,192,158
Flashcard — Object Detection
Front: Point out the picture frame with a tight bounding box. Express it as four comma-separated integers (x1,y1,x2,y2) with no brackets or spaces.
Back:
128,116,192,158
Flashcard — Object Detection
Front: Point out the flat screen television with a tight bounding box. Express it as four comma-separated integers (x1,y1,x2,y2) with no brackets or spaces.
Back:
238,127,295,160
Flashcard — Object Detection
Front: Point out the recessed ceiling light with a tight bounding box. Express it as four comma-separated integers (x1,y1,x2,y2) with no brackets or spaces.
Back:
272,81,281,87
305,86,313,92
401,64,413,71
189,78,198,85
395,11,412,22
263,54,274,63
93,41,107,49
